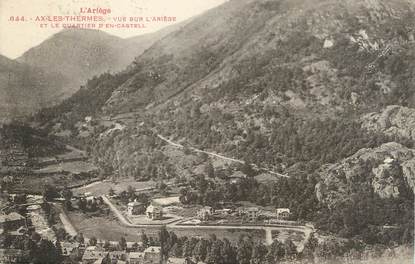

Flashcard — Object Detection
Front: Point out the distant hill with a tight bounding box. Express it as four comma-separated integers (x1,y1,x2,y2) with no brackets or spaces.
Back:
0,23,185,121
18,29,126,93
0,54,70,121
17,23,186,97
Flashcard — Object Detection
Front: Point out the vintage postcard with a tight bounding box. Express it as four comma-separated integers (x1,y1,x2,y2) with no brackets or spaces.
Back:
0,0,414,263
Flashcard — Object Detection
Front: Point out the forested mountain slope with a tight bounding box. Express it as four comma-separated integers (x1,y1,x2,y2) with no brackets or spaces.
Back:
39,0,415,166
35,0,415,244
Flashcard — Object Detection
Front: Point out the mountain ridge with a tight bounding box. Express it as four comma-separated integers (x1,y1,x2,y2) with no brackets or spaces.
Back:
18,22,188,93
101,0,415,116
0,23,186,121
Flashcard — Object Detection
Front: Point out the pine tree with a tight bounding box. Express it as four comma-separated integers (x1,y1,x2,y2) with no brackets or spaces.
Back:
159,226,170,261
119,236,127,250
250,243,267,264
140,230,149,248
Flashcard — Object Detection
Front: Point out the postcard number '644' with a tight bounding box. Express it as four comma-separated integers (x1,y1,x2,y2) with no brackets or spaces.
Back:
9,16,26,22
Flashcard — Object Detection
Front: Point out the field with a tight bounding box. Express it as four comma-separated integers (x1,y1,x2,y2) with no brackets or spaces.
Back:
272,229,306,247
152,196,180,206
67,211,145,242
16,174,97,194
72,178,159,196
128,214,180,225
33,161,97,174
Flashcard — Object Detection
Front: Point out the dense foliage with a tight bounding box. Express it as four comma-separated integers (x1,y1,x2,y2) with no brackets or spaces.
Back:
34,71,132,130
0,122,65,157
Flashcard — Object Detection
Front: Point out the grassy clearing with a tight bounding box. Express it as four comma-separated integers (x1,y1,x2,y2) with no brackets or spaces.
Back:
18,174,96,193
271,230,305,245
33,161,97,174
67,211,147,242
73,178,158,196
152,196,180,206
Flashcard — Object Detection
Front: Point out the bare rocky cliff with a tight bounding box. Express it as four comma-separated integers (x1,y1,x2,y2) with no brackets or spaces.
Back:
362,105,415,141
316,142,415,208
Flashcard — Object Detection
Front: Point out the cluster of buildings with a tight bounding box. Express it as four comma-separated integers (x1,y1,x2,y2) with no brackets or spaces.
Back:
0,143,29,172
0,196,166,264
0,249,29,264
0,212,26,231
196,206,291,223
62,243,198,264
0,211,30,263
79,245,161,264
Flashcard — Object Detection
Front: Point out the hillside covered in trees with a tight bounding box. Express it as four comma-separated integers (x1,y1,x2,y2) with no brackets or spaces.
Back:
32,0,415,251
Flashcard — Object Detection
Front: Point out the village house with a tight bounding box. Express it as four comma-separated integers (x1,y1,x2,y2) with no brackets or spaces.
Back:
85,196,97,203
83,192,96,201
245,207,259,222
276,208,291,220
0,212,26,230
128,252,145,264
229,171,246,184
144,246,161,263
146,205,163,220
108,250,127,262
126,241,143,252
197,206,214,221
197,210,210,221
168,257,194,264
85,245,98,251
0,249,29,264
219,208,233,215
81,250,108,264
60,242,80,257
8,193,26,204
237,207,245,215
0,144,29,171
127,201,146,216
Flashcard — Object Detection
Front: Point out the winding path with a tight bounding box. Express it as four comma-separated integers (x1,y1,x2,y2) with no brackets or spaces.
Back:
156,134,289,178
96,117,288,178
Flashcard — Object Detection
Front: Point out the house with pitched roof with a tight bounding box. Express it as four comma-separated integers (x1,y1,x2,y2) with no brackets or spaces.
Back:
0,212,26,230
146,205,163,220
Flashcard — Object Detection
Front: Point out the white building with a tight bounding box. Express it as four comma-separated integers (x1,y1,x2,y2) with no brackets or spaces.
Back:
197,206,214,221
276,208,291,220
245,207,259,222
146,205,163,220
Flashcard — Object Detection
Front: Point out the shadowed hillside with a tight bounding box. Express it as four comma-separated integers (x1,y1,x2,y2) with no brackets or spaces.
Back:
0,55,70,121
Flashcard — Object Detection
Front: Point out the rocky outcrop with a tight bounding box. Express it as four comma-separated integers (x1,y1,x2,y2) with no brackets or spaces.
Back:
362,105,415,141
316,142,415,208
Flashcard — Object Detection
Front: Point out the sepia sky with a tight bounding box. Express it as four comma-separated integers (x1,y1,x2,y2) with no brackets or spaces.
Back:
0,0,227,59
